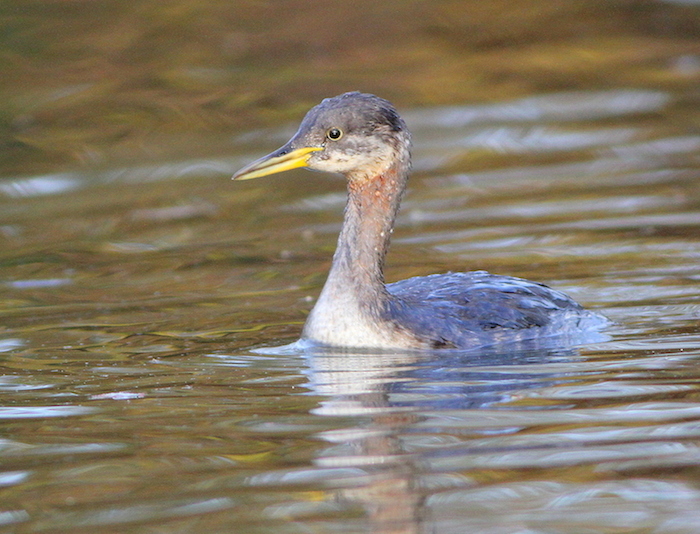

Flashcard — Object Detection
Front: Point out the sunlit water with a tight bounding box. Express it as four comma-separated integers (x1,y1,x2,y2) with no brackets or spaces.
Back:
3,80,700,534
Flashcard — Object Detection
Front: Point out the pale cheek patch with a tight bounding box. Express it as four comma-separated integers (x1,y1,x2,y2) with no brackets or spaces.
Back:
310,139,396,178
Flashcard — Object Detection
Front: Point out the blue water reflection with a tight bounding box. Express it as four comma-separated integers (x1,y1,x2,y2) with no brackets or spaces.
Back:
306,345,583,414
229,341,699,531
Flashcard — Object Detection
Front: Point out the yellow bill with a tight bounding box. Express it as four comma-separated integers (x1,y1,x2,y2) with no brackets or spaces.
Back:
233,146,323,181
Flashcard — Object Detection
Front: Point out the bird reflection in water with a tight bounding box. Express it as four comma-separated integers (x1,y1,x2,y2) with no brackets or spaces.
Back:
259,343,586,533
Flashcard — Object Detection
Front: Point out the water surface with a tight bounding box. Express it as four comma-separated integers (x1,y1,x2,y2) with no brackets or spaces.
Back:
2,1,700,533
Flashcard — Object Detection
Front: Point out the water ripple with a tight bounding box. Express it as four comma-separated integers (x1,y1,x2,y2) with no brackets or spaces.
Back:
0,405,96,419
406,90,670,127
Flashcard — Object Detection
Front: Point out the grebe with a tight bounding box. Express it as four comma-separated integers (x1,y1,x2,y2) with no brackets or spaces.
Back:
234,92,604,350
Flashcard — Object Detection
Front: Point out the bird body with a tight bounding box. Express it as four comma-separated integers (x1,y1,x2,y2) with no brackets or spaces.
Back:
234,92,605,350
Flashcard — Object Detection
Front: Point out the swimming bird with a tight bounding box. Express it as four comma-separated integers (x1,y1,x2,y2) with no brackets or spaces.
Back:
233,92,604,350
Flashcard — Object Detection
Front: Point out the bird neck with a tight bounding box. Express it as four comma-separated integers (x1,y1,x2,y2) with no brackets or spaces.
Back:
337,162,407,296
302,137,413,347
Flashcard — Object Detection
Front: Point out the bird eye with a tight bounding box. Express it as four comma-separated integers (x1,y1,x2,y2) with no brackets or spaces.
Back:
326,128,343,140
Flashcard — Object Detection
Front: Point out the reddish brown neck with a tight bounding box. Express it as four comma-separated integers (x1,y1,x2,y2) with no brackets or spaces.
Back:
325,163,407,306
